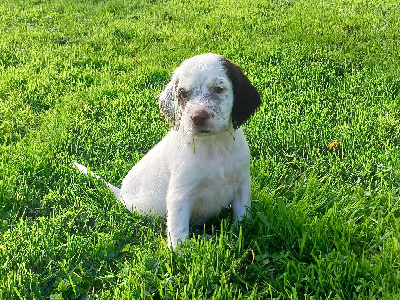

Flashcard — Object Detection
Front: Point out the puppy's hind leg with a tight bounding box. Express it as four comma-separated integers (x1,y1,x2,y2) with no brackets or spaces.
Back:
73,162,121,200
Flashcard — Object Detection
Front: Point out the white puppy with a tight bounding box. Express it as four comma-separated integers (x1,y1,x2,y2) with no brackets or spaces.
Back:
75,53,260,248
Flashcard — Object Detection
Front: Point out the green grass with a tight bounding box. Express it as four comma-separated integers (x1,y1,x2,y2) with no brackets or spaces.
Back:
1,0,399,298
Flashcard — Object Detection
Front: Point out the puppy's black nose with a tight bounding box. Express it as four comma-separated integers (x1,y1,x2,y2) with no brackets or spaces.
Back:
191,110,209,126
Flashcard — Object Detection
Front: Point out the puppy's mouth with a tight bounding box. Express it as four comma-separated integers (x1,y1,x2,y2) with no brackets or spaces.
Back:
189,128,214,136
198,129,211,134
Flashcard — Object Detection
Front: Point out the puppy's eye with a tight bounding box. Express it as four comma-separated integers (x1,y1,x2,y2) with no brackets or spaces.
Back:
178,88,189,99
213,86,225,94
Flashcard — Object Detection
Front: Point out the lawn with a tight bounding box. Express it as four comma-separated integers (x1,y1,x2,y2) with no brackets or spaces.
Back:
0,0,399,298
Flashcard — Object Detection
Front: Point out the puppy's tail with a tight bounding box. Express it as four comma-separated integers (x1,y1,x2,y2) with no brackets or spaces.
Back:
73,162,121,200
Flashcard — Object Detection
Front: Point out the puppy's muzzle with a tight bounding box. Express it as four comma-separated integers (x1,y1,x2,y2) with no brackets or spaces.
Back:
191,110,210,127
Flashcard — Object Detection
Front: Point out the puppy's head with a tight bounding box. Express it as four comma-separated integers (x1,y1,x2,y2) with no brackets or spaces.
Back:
158,53,260,135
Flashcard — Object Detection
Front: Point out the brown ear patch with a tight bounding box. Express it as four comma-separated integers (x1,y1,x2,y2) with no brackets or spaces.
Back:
220,57,261,129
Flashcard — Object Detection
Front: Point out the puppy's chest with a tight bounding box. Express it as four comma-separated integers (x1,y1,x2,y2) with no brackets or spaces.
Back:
190,148,246,202
172,133,249,196
194,147,243,182
190,152,243,221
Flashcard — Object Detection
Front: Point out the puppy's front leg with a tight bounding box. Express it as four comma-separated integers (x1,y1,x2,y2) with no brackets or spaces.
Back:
232,176,251,224
166,192,192,249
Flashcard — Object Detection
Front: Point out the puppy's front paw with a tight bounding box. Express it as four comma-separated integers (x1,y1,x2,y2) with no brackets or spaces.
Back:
167,234,189,250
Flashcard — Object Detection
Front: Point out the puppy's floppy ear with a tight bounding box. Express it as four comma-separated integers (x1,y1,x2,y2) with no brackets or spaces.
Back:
220,57,261,129
158,77,181,130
